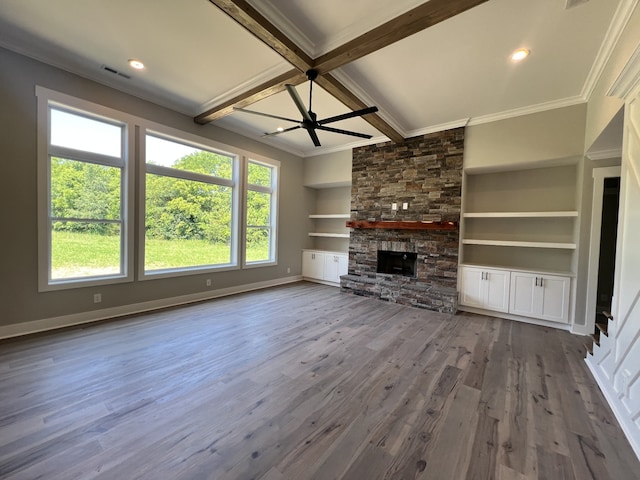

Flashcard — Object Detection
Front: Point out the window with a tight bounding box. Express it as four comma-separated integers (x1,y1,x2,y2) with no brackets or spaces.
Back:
38,87,280,290
245,159,278,265
37,87,132,290
143,133,238,275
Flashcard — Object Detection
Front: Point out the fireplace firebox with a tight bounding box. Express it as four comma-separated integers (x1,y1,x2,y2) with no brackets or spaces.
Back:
377,250,417,277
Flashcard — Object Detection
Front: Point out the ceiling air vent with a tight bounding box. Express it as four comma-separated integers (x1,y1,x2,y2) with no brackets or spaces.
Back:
101,65,131,80
565,0,589,9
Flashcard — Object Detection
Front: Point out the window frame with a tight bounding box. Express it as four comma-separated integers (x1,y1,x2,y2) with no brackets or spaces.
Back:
139,127,241,280
37,87,282,291
242,156,280,268
36,87,135,291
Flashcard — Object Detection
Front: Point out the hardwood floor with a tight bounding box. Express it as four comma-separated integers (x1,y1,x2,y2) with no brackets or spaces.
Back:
0,282,638,479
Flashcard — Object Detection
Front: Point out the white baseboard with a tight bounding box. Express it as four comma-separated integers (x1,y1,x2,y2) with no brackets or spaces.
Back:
457,306,572,332
585,357,640,462
0,275,303,340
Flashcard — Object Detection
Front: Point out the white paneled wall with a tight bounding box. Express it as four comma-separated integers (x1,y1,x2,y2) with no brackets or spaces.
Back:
587,81,640,459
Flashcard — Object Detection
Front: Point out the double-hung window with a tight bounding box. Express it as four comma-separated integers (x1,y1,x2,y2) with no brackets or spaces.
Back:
244,158,278,265
37,88,132,290
143,132,238,275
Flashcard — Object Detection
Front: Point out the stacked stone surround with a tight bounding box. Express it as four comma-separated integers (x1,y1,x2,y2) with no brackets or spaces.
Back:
340,127,464,313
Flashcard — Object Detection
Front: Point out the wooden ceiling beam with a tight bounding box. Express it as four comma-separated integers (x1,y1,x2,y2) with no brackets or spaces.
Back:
313,0,490,74
199,0,405,142
315,75,404,144
195,69,305,124
198,0,490,143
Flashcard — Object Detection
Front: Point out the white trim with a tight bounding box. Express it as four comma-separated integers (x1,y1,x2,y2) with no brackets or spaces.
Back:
0,276,303,340
467,96,587,127
586,148,623,161
583,0,640,100
585,166,621,334
197,62,293,114
586,357,640,461
456,305,573,331
36,86,136,292
608,42,640,99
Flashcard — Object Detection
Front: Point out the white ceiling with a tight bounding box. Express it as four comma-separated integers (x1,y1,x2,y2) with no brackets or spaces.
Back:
0,0,628,157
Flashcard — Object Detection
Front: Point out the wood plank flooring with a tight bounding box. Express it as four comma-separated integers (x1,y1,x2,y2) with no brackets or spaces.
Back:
0,282,638,479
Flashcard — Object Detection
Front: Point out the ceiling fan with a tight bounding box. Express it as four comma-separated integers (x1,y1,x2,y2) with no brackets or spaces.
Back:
234,69,378,147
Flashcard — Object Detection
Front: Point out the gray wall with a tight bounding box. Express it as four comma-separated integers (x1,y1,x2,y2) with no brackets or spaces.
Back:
0,47,310,328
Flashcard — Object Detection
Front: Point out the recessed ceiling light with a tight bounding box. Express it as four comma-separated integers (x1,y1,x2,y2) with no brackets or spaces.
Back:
276,126,284,132
511,48,530,62
128,59,145,70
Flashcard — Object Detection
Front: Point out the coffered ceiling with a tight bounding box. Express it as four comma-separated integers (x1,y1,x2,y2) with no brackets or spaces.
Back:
0,0,630,157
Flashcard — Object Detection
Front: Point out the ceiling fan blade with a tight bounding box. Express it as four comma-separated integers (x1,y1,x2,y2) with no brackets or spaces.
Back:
285,84,313,122
316,125,373,139
233,107,299,124
307,128,321,147
263,125,301,137
318,106,379,125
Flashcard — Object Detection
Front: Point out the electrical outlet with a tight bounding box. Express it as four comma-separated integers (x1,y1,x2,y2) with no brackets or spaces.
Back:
287,267,291,274
206,279,212,287
402,202,409,210
93,293,102,303
391,202,398,211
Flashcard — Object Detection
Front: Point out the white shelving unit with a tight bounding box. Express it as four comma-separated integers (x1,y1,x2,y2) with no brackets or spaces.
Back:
463,211,578,218
459,164,579,326
308,214,350,219
462,239,576,249
308,213,350,238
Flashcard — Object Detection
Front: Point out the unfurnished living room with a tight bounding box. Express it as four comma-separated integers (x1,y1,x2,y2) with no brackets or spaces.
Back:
1,1,640,479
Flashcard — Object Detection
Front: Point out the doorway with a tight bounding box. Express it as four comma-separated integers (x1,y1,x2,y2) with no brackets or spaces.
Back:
594,176,620,321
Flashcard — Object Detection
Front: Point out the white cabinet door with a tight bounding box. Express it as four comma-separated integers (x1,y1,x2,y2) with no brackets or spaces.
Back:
459,267,510,312
322,254,348,283
539,274,571,323
459,267,485,309
509,272,538,317
484,270,510,313
323,254,339,283
302,251,324,280
509,272,570,323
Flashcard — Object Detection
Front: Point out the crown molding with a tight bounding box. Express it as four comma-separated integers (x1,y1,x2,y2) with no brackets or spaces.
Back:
583,0,640,100
244,0,317,57
197,62,293,114
404,119,470,138
586,148,623,161
466,96,586,127
608,42,640,99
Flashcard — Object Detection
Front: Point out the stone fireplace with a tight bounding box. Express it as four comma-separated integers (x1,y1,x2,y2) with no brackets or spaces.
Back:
340,128,464,313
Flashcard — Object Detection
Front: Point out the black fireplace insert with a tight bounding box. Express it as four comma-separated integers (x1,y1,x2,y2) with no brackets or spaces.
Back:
377,250,417,277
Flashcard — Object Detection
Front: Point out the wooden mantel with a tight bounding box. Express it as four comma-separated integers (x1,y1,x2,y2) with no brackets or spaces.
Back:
346,220,458,231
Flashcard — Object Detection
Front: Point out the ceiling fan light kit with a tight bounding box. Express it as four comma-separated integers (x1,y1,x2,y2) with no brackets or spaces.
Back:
234,69,378,147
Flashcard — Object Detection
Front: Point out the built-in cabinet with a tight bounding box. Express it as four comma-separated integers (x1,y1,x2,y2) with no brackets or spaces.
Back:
303,183,350,287
459,266,572,324
509,272,571,323
459,266,510,313
302,250,348,285
459,164,578,326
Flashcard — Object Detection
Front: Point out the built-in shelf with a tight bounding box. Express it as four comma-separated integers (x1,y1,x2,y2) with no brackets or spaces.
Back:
462,239,576,249
309,214,350,219
346,220,457,231
463,211,578,218
309,232,350,238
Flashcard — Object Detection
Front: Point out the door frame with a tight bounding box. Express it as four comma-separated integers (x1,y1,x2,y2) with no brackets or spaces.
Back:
585,165,621,333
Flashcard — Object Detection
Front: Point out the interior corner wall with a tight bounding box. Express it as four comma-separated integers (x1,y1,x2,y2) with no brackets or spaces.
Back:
0,46,307,332
464,103,587,172
585,4,640,150
303,149,352,187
